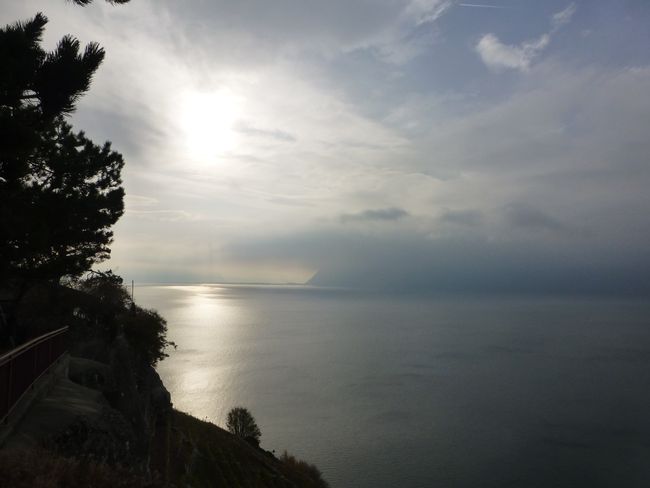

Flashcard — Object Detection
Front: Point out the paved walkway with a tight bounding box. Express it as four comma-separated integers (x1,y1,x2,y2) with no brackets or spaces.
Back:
2,361,107,450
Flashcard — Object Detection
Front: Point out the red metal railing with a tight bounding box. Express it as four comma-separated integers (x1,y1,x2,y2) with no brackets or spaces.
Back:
0,327,68,424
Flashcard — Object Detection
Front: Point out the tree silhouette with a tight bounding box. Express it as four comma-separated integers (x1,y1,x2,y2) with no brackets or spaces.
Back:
1,13,104,177
3,118,124,281
226,407,262,447
78,271,175,366
1,14,123,283
0,14,124,341
1,13,104,105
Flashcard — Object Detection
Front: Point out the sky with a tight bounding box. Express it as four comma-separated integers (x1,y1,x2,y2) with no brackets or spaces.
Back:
2,0,650,292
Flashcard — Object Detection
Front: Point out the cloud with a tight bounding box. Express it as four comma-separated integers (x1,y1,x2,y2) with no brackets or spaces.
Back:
129,209,200,222
476,33,550,71
439,209,483,227
8,0,650,292
552,3,577,28
151,0,452,65
503,203,566,233
405,0,452,26
125,194,159,208
341,207,410,223
476,3,576,71
105,59,650,287
223,230,650,294
369,0,452,63
234,123,297,143
459,3,506,8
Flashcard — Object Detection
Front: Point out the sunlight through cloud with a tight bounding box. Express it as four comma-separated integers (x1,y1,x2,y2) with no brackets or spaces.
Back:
180,90,244,161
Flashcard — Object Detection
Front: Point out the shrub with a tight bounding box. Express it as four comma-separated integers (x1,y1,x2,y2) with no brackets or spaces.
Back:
76,271,175,366
122,307,174,366
280,451,330,488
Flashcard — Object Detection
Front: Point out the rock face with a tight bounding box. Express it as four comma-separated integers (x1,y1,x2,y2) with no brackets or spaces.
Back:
60,335,172,475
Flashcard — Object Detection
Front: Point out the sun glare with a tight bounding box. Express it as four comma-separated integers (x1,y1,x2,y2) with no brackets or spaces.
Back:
180,90,242,161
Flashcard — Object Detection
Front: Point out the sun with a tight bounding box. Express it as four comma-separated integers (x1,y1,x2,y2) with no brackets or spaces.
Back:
180,90,242,160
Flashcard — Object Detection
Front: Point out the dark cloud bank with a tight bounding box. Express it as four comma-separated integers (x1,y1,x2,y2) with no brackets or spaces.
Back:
340,207,409,223
226,231,650,295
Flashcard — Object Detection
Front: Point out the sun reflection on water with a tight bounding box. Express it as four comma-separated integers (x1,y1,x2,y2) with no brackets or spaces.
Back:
154,284,246,422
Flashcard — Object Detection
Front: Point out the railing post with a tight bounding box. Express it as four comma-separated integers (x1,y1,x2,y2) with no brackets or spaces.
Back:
33,345,37,388
5,360,12,424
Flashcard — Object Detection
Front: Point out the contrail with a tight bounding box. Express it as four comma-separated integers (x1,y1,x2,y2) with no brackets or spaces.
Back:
459,3,506,8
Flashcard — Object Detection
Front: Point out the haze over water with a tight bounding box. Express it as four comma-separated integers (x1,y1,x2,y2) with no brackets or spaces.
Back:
137,284,650,488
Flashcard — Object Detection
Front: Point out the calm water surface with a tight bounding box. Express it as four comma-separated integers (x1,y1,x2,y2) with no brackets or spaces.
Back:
136,284,650,488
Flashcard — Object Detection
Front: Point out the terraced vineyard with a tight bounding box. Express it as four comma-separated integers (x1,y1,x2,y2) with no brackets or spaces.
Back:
153,410,327,488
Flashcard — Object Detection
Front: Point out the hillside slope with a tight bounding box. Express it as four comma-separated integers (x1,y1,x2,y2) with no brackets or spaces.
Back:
154,410,328,488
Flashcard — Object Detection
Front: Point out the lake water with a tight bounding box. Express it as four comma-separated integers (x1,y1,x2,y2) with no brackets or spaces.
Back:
136,284,650,488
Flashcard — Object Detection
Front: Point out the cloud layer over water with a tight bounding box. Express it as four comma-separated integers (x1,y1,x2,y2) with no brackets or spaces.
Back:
3,0,650,292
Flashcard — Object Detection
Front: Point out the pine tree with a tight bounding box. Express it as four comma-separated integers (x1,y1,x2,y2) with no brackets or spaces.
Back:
0,13,125,342
1,13,123,282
